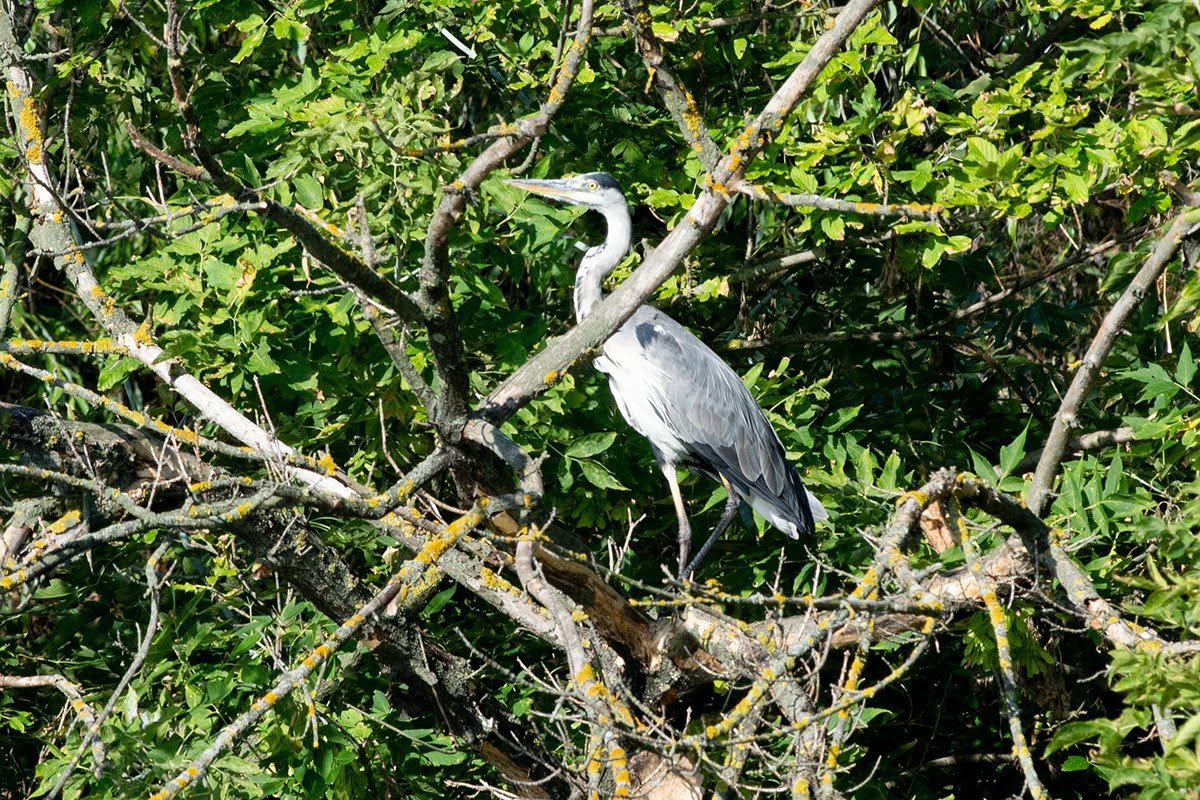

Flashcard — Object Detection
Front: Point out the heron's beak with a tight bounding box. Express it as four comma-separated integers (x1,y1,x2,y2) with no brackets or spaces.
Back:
505,178,580,204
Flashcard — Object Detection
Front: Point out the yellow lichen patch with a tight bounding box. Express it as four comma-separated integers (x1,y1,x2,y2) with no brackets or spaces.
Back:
543,370,559,384
174,427,199,444
47,509,82,535
851,567,878,596
19,97,42,163
317,452,338,476
703,174,728,195
573,663,595,685
895,490,929,508
132,321,154,345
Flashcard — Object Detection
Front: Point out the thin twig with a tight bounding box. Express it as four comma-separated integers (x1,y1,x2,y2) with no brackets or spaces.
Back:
45,540,172,799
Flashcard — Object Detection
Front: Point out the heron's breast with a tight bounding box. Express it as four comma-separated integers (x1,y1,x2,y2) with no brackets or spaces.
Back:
601,351,689,464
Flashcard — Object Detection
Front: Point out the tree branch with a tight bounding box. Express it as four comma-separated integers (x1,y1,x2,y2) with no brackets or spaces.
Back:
1013,426,1137,474
733,182,943,221
417,0,597,427
619,0,722,171
0,8,357,500
1027,206,1199,515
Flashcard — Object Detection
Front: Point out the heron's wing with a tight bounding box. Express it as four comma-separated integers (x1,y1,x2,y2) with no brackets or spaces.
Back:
603,306,823,535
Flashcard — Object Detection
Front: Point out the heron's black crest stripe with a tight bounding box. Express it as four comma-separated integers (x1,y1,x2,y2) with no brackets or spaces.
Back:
581,172,622,191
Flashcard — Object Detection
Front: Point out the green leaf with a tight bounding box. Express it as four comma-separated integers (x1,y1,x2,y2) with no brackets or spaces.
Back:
1164,712,1200,756
423,585,456,616
232,15,267,64
820,215,845,241
1045,718,1119,755
293,174,324,210
424,748,468,766
966,136,1000,167
1175,342,1195,387
578,459,627,490
1061,172,1089,204
565,432,617,459
97,356,141,392
1061,754,1091,772
826,404,862,432
968,447,998,485
247,340,280,374
998,425,1028,477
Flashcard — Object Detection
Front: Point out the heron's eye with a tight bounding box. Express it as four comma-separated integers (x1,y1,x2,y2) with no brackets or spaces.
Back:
587,180,599,191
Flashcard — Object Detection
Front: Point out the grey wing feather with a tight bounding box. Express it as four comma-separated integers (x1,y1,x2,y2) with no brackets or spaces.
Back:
601,306,817,536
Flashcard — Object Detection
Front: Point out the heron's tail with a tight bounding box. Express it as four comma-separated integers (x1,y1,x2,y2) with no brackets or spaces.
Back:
806,488,829,521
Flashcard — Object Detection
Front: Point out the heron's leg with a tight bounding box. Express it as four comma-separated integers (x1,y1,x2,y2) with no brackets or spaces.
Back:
660,463,692,575
683,478,741,579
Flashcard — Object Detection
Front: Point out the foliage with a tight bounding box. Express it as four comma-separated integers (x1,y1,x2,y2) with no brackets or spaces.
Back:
1,0,1199,797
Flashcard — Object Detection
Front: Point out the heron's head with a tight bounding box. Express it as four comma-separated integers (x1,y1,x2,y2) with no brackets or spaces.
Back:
506,172,625,212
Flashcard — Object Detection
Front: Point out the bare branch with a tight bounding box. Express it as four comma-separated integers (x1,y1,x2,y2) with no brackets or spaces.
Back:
0,8,356,500
1028,205,1199,515
1013,426,1137,474
955,502,1049,800
619,0,722,171
733,182,944,221
124,119,207,180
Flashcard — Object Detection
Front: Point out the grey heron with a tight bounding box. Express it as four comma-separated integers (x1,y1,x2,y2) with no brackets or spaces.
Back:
508,172,827,577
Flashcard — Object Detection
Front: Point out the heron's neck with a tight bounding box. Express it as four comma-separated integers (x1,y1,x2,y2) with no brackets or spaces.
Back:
574,203,632,322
